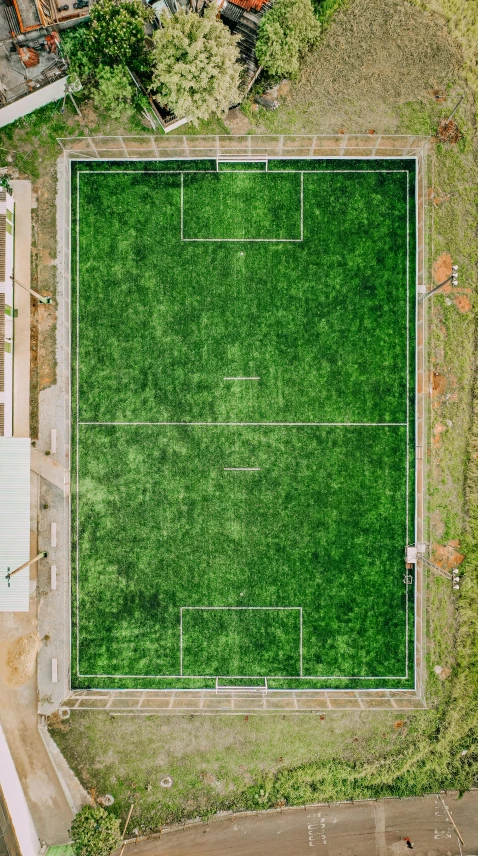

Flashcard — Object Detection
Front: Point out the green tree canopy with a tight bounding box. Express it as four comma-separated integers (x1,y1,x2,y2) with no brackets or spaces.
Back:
151,7,240,124
70,805,122,856
92,65,133,119
256,0,321,80
89,0,152,71
61,0,152,80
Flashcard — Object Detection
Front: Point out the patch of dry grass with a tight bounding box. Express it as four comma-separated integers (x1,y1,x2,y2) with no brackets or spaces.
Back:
247,0,461,134
411,0,478,105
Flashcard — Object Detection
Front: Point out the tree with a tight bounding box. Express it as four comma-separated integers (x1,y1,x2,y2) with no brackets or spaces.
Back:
256,0,321,80
61,0,152,81
150,7,240,125
70,805,122,856
92,65,133,119
88,0,152,73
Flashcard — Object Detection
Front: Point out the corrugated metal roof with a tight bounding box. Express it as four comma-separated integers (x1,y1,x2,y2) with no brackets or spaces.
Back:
0,438,31,612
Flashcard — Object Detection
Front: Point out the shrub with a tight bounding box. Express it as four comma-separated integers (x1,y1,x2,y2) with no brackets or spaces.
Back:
256,0,321,79
70,805,121,856
92,66,133,119
151,7,240,124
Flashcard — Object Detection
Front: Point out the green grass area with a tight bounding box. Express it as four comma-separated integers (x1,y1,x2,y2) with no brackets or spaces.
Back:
75,162,413,424
72,158,415,691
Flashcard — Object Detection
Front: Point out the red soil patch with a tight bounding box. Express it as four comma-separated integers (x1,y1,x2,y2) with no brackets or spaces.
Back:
433,252,452,284
432,423,447,449
454,294,472,313
432,542,465,570
428,187,450,207
432,373,446,396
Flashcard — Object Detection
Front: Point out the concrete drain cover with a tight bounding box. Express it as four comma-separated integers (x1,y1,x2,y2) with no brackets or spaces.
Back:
160,776,173,788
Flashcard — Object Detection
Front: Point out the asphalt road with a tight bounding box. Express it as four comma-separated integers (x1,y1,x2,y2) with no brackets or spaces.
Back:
119,791,478,856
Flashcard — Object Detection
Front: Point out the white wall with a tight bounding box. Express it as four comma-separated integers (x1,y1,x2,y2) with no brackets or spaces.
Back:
0,725,41,856
0,192,14,436
0,79,67,129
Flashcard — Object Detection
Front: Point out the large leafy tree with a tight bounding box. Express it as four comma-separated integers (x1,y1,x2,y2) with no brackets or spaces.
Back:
70,805,121,856
61,0,152,80
88,0,152,71
151,7,240,124
256,0,321,80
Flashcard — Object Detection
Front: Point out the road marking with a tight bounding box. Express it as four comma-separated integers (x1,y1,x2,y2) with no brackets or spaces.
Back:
374,802,387,856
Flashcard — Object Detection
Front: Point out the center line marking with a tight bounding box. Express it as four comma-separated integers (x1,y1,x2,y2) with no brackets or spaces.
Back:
224,467,261,471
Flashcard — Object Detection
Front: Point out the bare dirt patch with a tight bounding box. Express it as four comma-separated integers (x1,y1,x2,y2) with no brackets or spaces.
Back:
432,542,465,570
432,373,447,396
6,632,42,686
454,294,472,313
432,252,452,284
432,422,447,449
224,107,251,135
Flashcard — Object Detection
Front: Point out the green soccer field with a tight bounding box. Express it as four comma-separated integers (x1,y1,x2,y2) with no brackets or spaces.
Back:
71,158,416,691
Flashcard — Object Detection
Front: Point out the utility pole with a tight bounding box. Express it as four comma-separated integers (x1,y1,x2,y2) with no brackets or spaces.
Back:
5,551,47,587
421,266,458,301
11,275,52,304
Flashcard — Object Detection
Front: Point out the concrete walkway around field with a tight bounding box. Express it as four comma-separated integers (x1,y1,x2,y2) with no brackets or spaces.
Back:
117,791,478,856
11,180,31,439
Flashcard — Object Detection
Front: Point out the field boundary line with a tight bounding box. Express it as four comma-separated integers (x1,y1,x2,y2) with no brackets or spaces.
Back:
73,159,415,690
78,422,408,427
76,169,80,679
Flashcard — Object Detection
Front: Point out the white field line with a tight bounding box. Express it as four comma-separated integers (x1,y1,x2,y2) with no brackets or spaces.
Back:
224,467,261,471
78,673,408,680
75,164,413,686
223,377,260,381
181,170,303,242
76,169,80,678
79,422,407,427
180,606,300,680
406,169,410,679
300,171,304,241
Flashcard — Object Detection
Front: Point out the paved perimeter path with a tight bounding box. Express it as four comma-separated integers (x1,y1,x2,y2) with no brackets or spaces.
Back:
119,791,478,856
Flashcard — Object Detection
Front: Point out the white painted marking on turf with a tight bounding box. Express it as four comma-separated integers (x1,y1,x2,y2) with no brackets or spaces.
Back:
180,170,303,242
79,422,407,427
78,673,408,680
300,607,303,677
224,467,260,473
179,606,302,680
76,169,81,679
300,171,304,241
180,172,183,241
75,163,414,687
224,377,260,381
180,607,183,676
406,168,410,679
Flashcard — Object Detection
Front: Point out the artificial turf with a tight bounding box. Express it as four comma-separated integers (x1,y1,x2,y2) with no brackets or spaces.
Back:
71,158,416,690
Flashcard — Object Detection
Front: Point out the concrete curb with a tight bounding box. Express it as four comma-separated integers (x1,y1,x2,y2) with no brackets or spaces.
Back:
38,725,91,817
